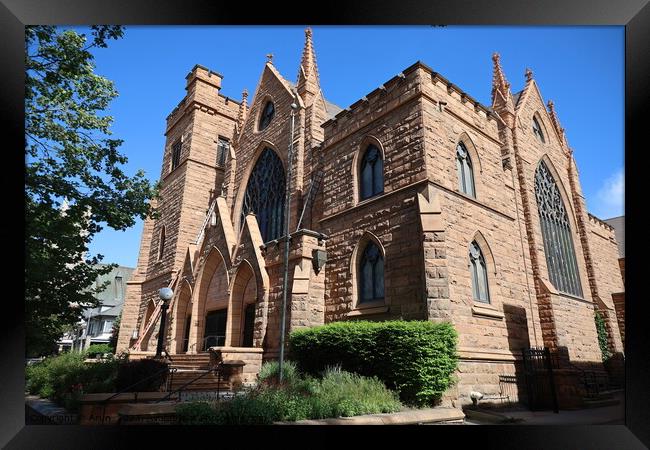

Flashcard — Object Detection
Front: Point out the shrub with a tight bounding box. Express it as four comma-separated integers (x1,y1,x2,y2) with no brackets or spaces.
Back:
176,401,220,425
289,320,458,406
86,344,114,358
175,368,401,424
25,350,119,411
257,360,300,387
114,358,170,392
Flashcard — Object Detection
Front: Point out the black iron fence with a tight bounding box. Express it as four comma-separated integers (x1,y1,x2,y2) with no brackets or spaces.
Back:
521,346,559,412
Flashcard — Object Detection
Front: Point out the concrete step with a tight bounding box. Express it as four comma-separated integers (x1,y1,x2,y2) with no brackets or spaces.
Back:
581,398,620,408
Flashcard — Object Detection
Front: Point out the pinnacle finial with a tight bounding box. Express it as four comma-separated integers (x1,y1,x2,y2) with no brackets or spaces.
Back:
491,51,513,111
297,26,320,97
242,88,248,100
266,53,274,63
525,67,533,82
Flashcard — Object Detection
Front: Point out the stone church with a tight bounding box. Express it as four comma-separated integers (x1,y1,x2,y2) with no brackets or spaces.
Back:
117,28,625,406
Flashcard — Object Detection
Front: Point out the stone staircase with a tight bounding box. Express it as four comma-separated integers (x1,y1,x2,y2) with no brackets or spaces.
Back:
168,353,230,392
582,389,623,409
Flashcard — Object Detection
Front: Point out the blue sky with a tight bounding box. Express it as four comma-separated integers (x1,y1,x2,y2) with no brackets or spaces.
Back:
82,26,624,268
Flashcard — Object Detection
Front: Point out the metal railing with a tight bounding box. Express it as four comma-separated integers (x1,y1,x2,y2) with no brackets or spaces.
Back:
156,362,225,403
100,365,177,420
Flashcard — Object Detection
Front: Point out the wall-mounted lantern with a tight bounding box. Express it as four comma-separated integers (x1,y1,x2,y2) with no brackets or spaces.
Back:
312,249,327,274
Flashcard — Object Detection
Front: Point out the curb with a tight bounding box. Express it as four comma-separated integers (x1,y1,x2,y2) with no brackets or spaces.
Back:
463,408,521,424
275,407,465,425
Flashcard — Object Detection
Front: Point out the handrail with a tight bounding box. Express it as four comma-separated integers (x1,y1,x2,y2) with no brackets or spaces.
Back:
131,272,179,351
155,362,224,403
100,364,177,419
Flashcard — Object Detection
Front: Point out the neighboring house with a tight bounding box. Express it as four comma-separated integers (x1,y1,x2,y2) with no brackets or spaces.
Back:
58,264,134,352
118,28,625,408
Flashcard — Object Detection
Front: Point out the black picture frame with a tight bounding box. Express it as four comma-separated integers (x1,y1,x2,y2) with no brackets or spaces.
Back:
4,0,648,447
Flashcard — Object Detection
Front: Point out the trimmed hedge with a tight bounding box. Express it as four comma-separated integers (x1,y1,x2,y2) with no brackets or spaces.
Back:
289,320,458,405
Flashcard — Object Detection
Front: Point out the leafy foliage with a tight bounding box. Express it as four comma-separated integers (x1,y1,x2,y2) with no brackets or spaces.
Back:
25,348,122,411
257,359,300,387
109,313,121,352
175,366,401,425
85,343,113,358
289,320,459,406
25,26,157,357
114,358,169,392
594,310,612,362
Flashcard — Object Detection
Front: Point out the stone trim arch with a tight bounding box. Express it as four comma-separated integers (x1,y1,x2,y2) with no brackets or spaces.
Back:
351,135,386,206
536,154,580,241
470,231,497,276
188,245,229,352
227,260,258,347
455,132,482,199
170,279,193,353
349,231,386,310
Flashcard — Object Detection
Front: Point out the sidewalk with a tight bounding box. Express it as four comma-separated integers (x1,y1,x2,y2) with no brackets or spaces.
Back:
465,392,624,425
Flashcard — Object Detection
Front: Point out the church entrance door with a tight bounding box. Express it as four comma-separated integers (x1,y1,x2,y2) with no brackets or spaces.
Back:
203,309,227,351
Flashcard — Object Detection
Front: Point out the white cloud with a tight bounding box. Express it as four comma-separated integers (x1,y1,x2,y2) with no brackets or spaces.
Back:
592,169,624,219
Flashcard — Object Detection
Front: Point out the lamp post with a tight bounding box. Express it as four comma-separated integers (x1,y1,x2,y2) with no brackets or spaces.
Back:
278,98,298,382
156,287,174,358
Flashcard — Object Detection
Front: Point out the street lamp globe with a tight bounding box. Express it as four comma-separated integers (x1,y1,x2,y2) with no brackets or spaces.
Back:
159,287,174,302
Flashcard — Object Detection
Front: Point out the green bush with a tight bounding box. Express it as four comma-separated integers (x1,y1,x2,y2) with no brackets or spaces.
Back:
176,368,401,425
176,401,220,425
25,349,119,411
114,358,169,392
289,320,459,406
86,344,114,358
257,360,300,387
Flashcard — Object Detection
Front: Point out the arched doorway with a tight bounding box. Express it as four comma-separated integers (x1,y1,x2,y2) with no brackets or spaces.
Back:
140,300,156,351
172,282,192,354
228,261,257,347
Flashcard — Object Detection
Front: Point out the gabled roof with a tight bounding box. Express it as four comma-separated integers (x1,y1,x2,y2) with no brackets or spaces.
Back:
512,90,523,108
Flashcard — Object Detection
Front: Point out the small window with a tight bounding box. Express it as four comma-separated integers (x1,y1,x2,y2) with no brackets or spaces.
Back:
217,137,229,167
456,142,476,197
359,145,384,201
158,226,166,261
171,140,182,170
358,241,384,304
532,116,545,143
469,241,490,303
259,101,275,131
103,320,114,334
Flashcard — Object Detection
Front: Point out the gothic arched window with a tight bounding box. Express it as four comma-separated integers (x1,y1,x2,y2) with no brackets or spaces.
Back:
469,241,490,303
533,116,546,143
535,161,582,297
359,145,384,200
259,101,275,131
241,148,286,243
456,142,476,197
358,241,384,304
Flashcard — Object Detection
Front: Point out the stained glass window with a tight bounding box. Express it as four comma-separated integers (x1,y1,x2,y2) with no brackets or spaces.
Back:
535,161,582,297
456,142,475,197
469,241,490,303
533,116,545,143
360,145,383,200
259,101,275,131
359,241,384,304
241,148,286,242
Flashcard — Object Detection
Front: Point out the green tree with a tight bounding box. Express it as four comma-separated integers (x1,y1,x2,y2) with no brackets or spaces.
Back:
25,26,156,357
109,312,121,353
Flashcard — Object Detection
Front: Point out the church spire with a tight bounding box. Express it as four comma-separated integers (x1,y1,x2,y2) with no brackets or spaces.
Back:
297,27,321,102
491,52,514,113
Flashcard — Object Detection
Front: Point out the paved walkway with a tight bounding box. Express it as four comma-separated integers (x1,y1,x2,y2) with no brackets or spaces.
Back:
465,392,624,425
